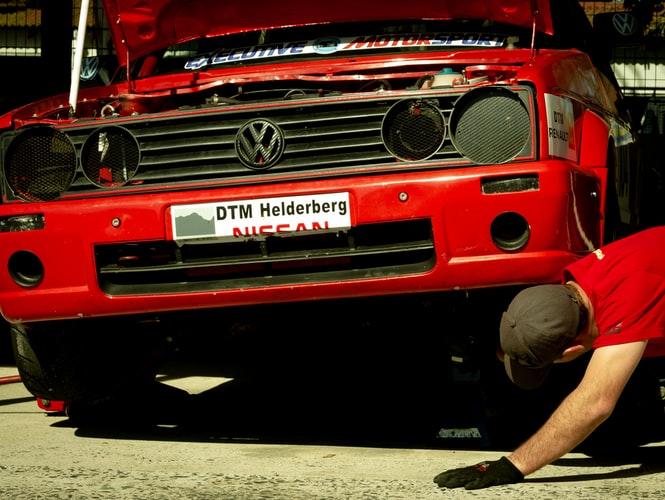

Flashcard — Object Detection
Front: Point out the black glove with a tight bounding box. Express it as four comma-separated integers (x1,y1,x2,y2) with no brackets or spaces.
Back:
433,456,524,490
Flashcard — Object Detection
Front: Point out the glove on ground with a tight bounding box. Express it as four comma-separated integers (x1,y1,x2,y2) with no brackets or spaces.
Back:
433,456,524,490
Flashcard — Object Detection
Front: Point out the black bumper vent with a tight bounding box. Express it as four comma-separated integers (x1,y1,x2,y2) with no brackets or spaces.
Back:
95,219,435,295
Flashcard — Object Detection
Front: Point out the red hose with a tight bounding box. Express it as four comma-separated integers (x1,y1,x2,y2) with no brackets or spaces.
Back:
0,375,21,385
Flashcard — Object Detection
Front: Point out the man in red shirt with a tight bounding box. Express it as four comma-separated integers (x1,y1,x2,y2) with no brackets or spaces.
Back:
433,226,665,490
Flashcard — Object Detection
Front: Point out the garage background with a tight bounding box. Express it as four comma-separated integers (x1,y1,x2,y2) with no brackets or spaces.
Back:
1,2,663,206
1,2,664,114
0,2,663,142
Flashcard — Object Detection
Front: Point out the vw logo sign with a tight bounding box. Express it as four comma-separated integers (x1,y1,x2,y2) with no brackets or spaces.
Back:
612,13,638,36
235,119,285,169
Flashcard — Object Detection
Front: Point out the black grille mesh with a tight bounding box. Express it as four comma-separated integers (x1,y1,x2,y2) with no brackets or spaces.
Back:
81,126,140,187
4,127,76,201
450,88,531,165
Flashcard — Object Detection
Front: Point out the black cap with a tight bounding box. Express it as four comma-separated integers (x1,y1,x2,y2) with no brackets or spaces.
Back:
500,285,581,390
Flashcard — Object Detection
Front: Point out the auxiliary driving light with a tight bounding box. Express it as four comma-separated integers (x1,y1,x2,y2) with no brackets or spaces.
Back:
382,99,446,161
81,126,141,187
4,126,77,201
450,87,531,165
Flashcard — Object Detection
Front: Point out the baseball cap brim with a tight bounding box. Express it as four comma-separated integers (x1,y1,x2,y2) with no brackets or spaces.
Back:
503,355,551,390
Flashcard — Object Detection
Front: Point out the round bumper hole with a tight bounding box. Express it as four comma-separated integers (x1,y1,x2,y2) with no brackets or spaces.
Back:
8,251,44,287
490,212,530,251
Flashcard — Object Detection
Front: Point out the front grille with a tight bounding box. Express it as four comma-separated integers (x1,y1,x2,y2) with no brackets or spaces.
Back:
62,95,463,194
33,88,532,198
1,87,535,201
95,219,435,295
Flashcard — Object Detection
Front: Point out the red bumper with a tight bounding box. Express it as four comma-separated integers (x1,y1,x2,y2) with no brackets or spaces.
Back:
0,160,601,322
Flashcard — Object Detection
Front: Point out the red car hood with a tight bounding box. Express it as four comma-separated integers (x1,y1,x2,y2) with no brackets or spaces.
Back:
102,0,553,65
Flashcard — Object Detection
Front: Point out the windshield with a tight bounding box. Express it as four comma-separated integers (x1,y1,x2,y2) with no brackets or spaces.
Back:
140,20,532,77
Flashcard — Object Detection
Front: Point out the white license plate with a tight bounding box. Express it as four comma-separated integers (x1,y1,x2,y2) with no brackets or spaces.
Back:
169,192,351,241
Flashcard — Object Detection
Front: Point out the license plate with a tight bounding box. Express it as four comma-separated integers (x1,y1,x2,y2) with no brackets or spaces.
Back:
169,192,351,241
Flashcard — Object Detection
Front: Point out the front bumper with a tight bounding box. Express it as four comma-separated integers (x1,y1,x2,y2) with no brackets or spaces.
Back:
0,160,601,322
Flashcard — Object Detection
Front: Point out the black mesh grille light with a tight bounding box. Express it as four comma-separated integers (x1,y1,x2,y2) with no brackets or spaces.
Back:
382,99,446,161
81,126,140,187
450,88,531,165
4,127,77,201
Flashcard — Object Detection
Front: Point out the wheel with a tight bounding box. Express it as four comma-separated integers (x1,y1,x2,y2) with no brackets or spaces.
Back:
11,318,163,402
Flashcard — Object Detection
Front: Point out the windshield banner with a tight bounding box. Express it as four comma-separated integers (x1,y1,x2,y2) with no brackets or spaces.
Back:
184,33,505,70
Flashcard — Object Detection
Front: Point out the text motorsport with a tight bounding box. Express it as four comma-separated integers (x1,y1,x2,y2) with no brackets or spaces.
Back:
185,32,505,70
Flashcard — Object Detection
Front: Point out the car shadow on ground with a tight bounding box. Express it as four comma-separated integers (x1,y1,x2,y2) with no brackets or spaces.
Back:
45,293,521,447
527,447,665,482
42,294,663,472
52,368,665,484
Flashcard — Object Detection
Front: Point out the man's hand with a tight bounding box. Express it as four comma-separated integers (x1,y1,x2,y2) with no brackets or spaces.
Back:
433,457,524,490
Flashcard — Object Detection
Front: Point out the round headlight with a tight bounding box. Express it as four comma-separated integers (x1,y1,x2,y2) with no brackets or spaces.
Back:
450,87,531,165
4,126,77,201
382,99,446,161
81,126,140,187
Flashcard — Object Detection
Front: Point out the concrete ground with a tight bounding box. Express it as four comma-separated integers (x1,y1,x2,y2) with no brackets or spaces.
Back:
2,364,665,500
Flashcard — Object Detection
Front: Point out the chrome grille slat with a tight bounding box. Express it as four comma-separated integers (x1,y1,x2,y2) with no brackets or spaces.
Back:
140,136,237,152
286,136,385,154
284,123,382,139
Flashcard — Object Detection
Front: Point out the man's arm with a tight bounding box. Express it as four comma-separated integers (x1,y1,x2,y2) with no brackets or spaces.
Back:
508,340,647,475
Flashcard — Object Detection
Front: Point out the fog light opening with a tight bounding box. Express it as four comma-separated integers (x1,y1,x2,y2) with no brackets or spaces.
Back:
8,251,44,287
490,212,530,251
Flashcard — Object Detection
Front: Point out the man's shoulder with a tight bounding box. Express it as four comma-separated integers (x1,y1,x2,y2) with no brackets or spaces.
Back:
567,226,665,282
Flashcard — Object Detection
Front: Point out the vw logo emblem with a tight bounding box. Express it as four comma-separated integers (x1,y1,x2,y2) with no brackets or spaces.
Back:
235,119,285,169
612,13,637,36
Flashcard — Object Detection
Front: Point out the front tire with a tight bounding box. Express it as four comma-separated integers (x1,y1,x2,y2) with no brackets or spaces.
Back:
11,318,162,402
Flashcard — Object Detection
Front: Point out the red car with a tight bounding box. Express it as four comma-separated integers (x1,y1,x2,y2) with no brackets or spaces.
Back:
1,1,641,404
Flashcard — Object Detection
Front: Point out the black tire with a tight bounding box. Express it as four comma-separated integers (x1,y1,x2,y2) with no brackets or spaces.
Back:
11,318,163,402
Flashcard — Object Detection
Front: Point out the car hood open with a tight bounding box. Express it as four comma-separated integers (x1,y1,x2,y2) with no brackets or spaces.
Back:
102,0,553,65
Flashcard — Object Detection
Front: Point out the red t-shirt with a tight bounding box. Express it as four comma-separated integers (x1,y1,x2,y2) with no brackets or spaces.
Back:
563,226,665,357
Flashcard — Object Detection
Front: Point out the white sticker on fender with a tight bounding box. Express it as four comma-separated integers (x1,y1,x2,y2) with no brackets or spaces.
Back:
544,93,576,161
170,192,351,241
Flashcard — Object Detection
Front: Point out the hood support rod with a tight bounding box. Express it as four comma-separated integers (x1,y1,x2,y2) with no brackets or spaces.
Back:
69,0,91,115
